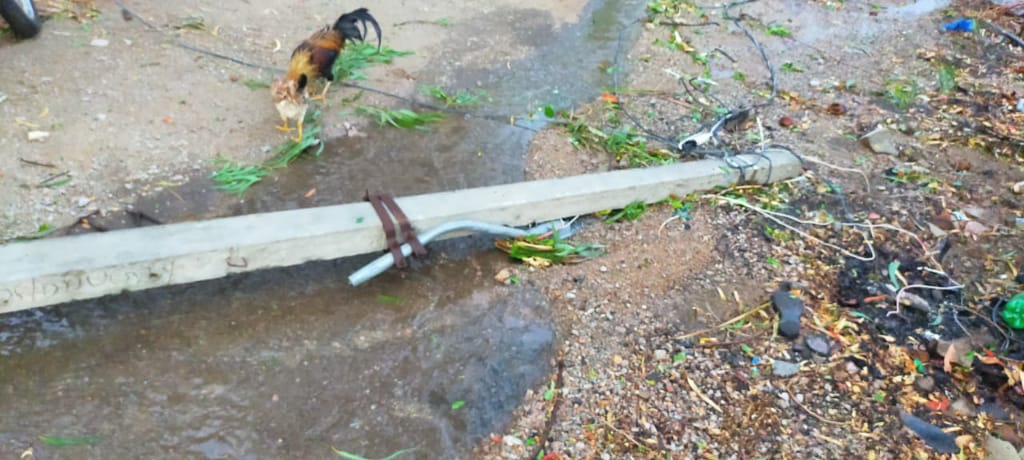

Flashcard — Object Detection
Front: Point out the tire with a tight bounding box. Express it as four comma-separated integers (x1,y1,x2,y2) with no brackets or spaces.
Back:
0,0,41,39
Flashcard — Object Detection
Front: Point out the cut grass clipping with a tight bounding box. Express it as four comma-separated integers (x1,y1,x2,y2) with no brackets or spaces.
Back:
602,200,647,223
420,85,488,107
212,110,324,194
495,232,605,268
356,106,444,130
333,42,413,81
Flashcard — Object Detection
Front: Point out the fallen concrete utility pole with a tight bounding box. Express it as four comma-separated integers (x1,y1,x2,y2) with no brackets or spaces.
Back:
0,149,801,314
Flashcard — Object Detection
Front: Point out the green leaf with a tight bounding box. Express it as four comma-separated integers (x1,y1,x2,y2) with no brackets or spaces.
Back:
604,200,647,223
543,105,556,118
13,223,57,242
42,177,72,188
887,260,901,288
377,295,402,304
765,257,781,267
332,447,417,460
780,62,804,73
672,352,686,363
38,436,102,446
848,311,872,320
543,380,556,401
767,25,791,37
451,400,465,410
938,64,957,95
243,79,271,90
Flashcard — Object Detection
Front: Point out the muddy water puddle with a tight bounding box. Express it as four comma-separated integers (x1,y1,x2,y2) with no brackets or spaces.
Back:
1,0,644,458
1,247,553,459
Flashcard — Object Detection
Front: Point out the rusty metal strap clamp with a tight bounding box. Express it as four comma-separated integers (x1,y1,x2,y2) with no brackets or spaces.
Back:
363,192,427,268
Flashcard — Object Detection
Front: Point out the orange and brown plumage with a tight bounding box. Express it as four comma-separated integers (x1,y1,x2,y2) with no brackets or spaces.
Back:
271,8,381,142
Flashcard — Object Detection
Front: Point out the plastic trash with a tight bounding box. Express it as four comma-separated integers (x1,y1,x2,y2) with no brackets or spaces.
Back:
1001,292,1024,330
942,18,976,32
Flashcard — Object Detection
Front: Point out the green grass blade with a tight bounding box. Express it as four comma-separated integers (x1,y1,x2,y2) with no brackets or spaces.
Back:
356,106,444,130
210,159,270,194
333,42,413,81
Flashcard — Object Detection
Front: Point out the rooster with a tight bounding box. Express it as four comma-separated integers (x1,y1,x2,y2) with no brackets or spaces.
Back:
271,8,381,142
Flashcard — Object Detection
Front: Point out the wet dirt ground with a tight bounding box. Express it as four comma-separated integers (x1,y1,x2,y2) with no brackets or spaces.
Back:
0,0,647,458
3,0,1024,458
0,0,643,235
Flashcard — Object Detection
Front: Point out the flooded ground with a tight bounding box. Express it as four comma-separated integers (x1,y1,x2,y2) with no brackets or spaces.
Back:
1,246,554,459
0,0,645,458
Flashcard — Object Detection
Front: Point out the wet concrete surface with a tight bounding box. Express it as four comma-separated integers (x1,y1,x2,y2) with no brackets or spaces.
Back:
0,0,643,458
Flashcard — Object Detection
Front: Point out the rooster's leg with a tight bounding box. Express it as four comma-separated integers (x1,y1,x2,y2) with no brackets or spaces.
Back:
291,119,304,143
276,117,293,132
309,82,332,102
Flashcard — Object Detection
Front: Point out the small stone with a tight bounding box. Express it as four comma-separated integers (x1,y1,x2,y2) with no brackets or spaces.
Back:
979,401,1011,421
900,411,958,454
845,361,860,374
90,38,110,47
27,131,50,142
653,349,669,361
494,268,512,284
805,334,831,356
914,376,935,392
565,291,576,300
599,265,608,273
900,291,933,313
271,394,279,402
950,397,976,416
860,126,900,155
826,102,847,116
772,287,804,339
612,355,623,365
984,434,1018,460
502,435,523,448
963,220,990,236
992,424,1024,446
96,113,107,121
75,196,91,207
772,360,800,377
124,183,134,190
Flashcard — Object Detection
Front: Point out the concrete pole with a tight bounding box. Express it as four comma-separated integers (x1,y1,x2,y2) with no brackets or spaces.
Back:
0,149,801,314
